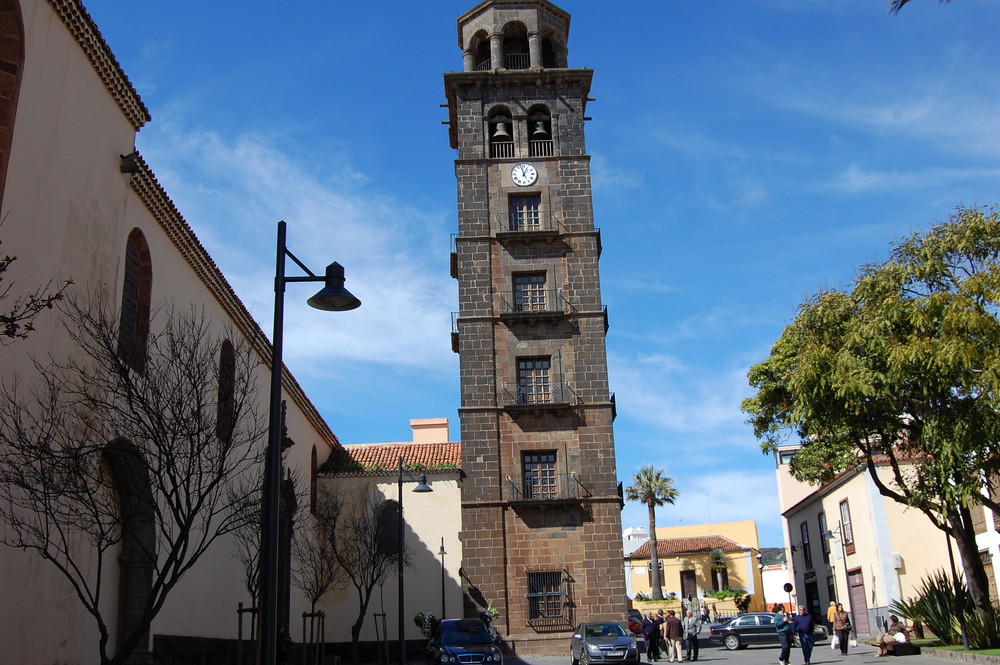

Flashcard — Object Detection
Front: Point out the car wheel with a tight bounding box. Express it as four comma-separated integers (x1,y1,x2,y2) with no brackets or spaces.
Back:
723,634,741,650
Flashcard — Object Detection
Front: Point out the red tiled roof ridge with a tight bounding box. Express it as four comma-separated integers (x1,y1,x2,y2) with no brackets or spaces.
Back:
625,535,750,559
322,441,461,475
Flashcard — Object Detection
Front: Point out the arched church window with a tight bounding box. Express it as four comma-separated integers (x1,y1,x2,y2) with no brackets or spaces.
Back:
527,105,553,157
502,22,529,70
376,499,401,555
488,107,514,159
216,339,236,443
118,228,152,374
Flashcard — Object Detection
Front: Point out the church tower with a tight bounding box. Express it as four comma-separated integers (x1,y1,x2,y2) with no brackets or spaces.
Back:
444,0,626,654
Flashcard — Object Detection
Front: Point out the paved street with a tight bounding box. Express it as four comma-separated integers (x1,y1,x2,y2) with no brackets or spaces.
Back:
500,639,984,665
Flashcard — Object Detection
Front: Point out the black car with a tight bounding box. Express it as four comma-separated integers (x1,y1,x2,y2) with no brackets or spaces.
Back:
709,612,828,650
427,618,502,665
571,621,641,665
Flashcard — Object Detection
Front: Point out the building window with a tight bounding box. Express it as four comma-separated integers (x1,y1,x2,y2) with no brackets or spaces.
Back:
840,500,855,555
509,195,541,232
523,451,557,499
517,357,551,404
216,339,236,443
118,228,152,374
377,500,401,556
800,522,812,567
527,570,565,620
818,512,830,564
513,272,546,312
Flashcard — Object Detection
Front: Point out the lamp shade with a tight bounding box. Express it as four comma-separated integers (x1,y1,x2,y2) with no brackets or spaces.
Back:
307,262,361,311
413,473,433,493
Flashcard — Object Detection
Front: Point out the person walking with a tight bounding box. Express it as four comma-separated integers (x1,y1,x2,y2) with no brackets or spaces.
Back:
832,604,851,656
682,609,701,662
792,605,816,665
773,604,792,665
826,601,837,638
643,611,661,662
662,610,684,663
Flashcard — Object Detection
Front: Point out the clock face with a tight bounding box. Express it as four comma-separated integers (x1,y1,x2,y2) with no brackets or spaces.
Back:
511,163,538,187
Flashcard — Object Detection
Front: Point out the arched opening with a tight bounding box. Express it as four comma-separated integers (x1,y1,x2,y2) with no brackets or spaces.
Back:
216,339,236,442
0,0,24,210
470,30,491,71
104,440,155,664
502,21,529,70
527,104,553,157
117,229,152,374
309,446,318,515
376,499,402,556
488,106,514,159
539,30,565,68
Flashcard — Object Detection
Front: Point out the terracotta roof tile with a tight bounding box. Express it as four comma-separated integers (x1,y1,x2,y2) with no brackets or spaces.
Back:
626,536,748,560
321,442,461,476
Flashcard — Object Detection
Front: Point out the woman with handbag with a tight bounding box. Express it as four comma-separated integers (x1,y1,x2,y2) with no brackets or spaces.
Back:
832,604,851,656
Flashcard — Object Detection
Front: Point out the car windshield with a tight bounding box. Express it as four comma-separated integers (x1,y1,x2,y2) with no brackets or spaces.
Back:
440,623,491,646
585,623,627,638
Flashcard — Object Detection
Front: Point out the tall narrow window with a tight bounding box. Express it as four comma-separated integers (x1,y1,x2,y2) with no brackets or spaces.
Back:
523,451,557,499
118,228,152,373
800,522,812,567
509,195,541,232
840,500,855,554
818,512,830,564
526,571,565,620
513,272,546,312
216,339,236,443
517,357,551,404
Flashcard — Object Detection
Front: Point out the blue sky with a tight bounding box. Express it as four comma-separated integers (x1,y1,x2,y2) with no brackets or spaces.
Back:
85,0,1000,546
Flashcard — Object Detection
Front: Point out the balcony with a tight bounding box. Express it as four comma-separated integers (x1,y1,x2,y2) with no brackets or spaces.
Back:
495,211,560,245
502,382,578,415
505,53,530,70
499,290,570,325
505,472,581,503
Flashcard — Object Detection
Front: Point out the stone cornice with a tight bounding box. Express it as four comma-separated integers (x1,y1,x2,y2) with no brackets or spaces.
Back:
47,0,151,129
128,154,340,451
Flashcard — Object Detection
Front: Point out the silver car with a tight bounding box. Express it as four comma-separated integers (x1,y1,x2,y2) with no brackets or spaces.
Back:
570,622,640,665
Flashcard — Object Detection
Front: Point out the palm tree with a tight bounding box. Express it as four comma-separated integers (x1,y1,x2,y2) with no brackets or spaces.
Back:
889,0,951,15
625,466,679,601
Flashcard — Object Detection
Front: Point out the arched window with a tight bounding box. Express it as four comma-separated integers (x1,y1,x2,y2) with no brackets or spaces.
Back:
216,339,236,442
309,446,318,515
527,105,553,157
0,0,24,209
376,499,401,556
540,30,564,68
118,229,152,373
502,21,529,70
488,106,514,159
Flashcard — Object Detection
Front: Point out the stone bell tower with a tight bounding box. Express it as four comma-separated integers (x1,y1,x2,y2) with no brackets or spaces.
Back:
444,0,626,654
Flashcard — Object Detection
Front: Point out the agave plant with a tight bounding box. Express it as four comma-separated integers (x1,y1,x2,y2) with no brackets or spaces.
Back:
889,570,972,645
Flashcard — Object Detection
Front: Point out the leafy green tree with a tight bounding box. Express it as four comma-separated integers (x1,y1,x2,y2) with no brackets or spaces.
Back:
743,206,1000,640
625,466,679,601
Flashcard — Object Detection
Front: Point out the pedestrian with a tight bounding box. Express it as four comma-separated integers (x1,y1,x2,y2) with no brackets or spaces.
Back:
773,604,792,665
683,609,701,662
643,611,661,662
700,605,709,624
662,610,684,663
826,601,837,637
792,605,815,665
655,609,666,659
833,604,851,656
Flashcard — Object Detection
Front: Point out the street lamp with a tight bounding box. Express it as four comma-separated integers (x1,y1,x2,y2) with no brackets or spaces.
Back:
398,456,432,665
438,538,447,618
260,220,361,665
825,525,851,624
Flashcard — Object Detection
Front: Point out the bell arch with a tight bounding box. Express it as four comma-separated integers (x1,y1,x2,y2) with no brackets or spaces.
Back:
501,21,529,70
488,105,514,159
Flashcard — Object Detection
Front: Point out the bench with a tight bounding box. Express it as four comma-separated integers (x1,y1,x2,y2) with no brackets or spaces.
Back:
868,641,920,656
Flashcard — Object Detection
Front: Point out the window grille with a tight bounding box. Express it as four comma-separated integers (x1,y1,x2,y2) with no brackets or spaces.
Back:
513,273,546,312
522,452,557,499
517,358,551,404
509,195,541,232
527,571,565,620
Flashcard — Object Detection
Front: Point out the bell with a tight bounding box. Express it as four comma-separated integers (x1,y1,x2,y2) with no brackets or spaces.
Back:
492,122,511,139
531,121,549,137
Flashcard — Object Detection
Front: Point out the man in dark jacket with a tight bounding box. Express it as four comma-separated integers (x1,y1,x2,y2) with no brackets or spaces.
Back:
792,605,816,665
642,612,661,662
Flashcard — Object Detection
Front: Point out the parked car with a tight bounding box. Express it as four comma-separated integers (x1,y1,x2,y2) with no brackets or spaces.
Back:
709,612,828,650
627,609,643,635
427,618,502,665
571,621,641,665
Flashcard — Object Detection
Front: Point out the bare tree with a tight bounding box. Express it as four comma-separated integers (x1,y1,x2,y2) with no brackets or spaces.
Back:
0,220,72,344
292,486,348,612
0,294,266,665
329,485,407,665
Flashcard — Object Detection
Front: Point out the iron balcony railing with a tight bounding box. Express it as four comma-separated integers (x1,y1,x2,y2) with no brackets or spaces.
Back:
505,472,580,502
502,382,578,408
505,53,530,69
499,290,566,316
495,210,559,235
475,59,492,71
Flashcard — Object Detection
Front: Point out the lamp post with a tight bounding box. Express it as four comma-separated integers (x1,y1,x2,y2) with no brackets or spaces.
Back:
438,538,447,618
260,220,361,665
398,456,432,665
825,525,851,625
